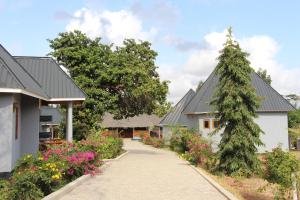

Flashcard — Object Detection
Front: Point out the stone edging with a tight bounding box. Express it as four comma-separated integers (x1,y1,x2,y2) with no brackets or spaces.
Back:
42,151,128,200
188,164,238,200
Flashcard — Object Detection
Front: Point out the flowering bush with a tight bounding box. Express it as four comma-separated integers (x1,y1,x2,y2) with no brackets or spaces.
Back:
0,131,123,199
170,128,196,153
140,134,164,148
184,136,215,169
79,133,123,159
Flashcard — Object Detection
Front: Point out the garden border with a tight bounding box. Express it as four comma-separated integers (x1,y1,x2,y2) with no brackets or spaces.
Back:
42,151,128,200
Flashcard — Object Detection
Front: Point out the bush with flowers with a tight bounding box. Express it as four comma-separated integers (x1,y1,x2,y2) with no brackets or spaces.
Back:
0,131,123,200
140,133,165,148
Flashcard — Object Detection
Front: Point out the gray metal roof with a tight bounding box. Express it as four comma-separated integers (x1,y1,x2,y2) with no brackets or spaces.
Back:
183,70,295,113
160,89,195,126
15,56,86,99
0,44,48,98
101,113,161,128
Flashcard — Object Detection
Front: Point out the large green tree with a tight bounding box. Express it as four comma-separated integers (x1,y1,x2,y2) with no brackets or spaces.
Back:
211,28,263,176
48,31,169,139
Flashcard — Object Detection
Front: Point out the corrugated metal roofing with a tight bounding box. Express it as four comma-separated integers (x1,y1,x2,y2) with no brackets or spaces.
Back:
160,89,195,126
15,56,86,99
0,44,48,98
101,113,161,128
183,70,295,113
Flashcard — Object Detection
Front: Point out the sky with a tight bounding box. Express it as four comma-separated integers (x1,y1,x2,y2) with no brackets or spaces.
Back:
1,0,300,103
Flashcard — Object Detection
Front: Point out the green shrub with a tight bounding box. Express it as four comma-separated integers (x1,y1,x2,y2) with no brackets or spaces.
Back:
184,136,214,168
79,131,123,159
264,147,299,199
8,171,48,200
0,179,10,200
149,137,165,148
169,128,195,153
140,134,164,148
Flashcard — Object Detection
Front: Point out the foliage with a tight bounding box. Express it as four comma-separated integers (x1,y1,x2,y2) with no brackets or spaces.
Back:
79,131,123,159
184,135,215,170
210,27,263,177
263,147,299,199
141,134,165,148
0,131,123,199
169,127,195,153
257,68,272,84
48,31,170,137
169,127,216,170
288,109,300,128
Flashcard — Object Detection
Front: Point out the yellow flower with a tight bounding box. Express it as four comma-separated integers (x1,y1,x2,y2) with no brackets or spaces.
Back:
38,157,43,161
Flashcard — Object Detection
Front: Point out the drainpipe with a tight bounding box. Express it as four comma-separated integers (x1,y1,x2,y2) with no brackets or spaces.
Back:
66,102,73,142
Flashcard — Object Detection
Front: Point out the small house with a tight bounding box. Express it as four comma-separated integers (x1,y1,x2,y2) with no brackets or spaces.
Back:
0,45,86,173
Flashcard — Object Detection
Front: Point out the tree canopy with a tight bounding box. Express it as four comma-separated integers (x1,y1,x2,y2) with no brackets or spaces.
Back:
257,68,272,84
211,27,263,176
48,31,169,138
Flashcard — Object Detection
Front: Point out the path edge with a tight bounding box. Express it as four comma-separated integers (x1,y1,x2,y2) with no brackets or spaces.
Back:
42,150,128,200
188,164,239,200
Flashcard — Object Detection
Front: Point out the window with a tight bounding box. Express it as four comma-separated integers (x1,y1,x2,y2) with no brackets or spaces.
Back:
13,104,19,140
213,119,220,129
204,120,210,129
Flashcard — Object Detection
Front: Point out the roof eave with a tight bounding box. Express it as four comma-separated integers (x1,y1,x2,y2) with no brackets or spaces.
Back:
0,88,48,100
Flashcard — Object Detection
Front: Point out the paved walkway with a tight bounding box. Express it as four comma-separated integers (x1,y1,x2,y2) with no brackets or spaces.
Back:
60,139,227,200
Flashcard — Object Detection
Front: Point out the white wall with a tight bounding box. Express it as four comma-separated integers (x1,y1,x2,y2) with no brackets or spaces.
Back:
0,94,14,172
12,94,21,168
20,95,40,157
0,94,40,173
190,112,289,153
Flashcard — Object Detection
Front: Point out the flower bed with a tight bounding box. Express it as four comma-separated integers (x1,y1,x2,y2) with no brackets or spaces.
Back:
0,132,123,200
140,134,165,148
168,127,300,200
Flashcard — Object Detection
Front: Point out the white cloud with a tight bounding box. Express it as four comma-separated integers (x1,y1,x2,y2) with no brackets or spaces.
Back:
66,8,157,46
161,30,300,103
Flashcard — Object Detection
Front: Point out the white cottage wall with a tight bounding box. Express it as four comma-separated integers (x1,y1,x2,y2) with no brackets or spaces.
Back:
0,94,14,172
188,112,289,153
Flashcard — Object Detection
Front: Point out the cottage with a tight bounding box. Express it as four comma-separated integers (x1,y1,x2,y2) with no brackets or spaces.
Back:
0,45,85,173
101,113,161,139
161,70,295,152
160,89,195,140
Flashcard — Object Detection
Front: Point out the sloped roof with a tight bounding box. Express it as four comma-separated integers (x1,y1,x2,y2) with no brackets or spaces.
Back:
0,44,48,99
160,89,195,126
183,70,295,113
101,113,161,128
15,56,86,100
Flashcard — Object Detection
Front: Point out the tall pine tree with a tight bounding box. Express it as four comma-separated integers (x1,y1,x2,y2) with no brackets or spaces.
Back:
211,27,263,176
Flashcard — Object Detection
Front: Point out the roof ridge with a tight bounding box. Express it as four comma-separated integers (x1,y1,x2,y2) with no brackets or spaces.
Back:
160,88,195,125
0,55,25,89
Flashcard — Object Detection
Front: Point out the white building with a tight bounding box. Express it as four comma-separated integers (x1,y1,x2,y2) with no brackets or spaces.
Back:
160,71,295,152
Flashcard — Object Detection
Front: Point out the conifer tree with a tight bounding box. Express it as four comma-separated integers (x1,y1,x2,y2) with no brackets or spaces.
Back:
211,27,264,176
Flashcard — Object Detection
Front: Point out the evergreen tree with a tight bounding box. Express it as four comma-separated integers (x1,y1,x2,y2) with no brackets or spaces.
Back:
211,27,264,176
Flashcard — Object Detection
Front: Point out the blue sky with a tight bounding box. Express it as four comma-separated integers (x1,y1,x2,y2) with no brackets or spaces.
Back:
1,0,299,102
